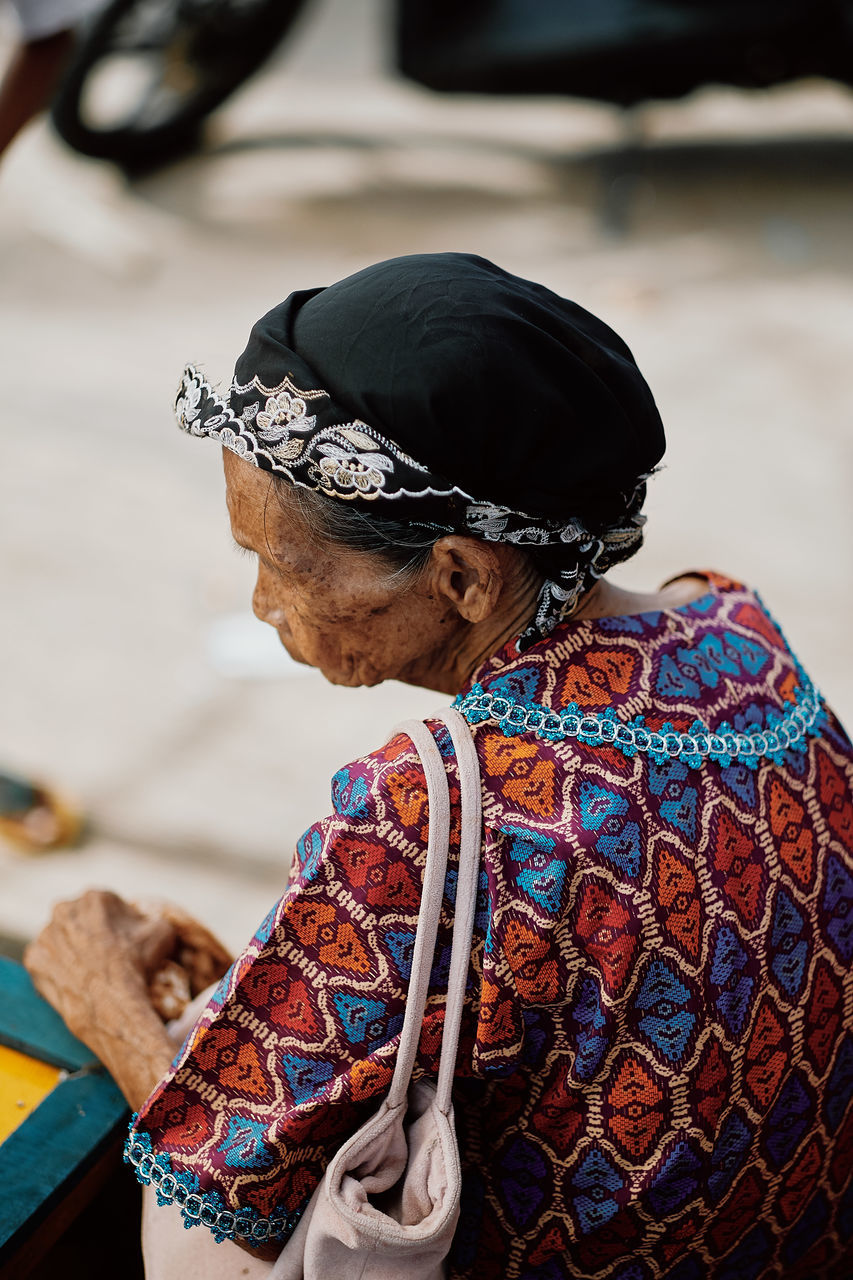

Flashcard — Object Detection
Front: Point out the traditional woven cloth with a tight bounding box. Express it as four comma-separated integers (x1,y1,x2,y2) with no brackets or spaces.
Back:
127,573,853,1278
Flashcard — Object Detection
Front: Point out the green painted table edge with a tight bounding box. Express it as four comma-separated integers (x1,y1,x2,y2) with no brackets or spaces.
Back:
0,957,129,1257
0,955,95,1071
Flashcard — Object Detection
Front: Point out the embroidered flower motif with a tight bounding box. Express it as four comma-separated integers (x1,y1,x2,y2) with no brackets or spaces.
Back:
559,521,588,544
255,391,317,442
316,443,393,496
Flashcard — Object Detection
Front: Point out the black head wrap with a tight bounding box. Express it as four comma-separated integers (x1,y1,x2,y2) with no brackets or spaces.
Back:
176,252,665,650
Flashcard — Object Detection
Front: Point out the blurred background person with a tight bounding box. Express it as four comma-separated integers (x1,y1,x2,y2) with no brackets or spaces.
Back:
0,0,102,156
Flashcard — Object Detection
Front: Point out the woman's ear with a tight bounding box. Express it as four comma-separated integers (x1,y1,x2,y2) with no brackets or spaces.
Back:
428,536,510,623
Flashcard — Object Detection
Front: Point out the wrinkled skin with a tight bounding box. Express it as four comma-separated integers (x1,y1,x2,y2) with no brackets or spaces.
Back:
26,448,706,1258
226,451,544,694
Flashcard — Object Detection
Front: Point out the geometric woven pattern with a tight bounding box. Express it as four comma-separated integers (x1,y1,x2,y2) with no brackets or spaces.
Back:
128,573,853,1277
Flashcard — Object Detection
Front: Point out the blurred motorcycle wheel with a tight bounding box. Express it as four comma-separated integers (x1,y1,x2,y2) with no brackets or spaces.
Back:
51,0,307,170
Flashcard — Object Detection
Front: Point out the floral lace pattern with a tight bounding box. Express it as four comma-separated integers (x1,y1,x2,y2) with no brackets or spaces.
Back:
176,366,458,504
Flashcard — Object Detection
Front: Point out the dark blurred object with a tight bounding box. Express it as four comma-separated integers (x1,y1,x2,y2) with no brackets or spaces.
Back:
51,0,307,169
0,771,83,853
51,0,853,170
398,0,853,104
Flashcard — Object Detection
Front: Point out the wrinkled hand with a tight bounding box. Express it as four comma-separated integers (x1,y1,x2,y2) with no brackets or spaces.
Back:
24,889,189,1110
25,889,177,1044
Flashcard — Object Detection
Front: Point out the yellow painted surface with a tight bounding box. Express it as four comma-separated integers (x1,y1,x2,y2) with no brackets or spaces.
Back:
0,1044,61,1143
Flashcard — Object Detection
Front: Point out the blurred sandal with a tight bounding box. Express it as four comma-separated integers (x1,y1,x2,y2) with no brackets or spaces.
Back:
0,769,84,852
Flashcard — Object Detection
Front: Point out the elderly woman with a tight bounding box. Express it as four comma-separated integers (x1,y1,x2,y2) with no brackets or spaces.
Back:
26,254,853,1279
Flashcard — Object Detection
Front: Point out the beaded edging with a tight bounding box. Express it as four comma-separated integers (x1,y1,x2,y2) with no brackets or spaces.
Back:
454,670,824,771
124,1122,304,1246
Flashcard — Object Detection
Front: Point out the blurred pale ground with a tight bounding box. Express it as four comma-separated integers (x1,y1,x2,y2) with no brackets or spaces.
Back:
0,0,851,954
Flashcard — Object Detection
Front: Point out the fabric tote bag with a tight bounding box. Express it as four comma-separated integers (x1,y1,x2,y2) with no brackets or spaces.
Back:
142,707,482,1280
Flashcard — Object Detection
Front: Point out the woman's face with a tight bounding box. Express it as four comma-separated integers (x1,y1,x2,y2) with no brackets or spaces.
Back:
223,449,461,689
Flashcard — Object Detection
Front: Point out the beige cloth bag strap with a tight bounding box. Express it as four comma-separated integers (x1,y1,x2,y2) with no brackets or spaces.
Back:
384,710,481,1117
432,709,482,1118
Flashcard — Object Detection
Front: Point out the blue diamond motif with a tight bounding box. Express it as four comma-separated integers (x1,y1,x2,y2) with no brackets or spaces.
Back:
332,992,388,1046
281,1054,334,1105
708,1108,752,1201
571,1148,623,1234
719,763,757,808
518,859,566,914
331,768,369,818
635,960,696,1063
219,1116,274,1169
710,925,754,1037
500,824,557,864
647,1138,702,1216
572,975,608,1081
770,888,808,998
766,1071,813,1168
659,786,698,840
596,819,642,878
825,1034,853,1132
655,653,700,700
579,781,629,832
722,630,770,677
490,667,540,704
823,854,853,964
386,930,416,980
498,1137,548,1229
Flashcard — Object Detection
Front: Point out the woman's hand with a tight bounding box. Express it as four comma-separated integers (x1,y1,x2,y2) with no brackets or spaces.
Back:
24,889,176,1039
25,889,188,1110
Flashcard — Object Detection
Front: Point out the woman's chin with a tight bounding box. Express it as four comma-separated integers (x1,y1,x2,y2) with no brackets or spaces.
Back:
324,669,376,688
277,633,309,666
322,659,385,688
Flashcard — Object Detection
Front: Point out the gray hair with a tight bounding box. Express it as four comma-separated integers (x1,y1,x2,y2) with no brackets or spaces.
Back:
280,479,441,584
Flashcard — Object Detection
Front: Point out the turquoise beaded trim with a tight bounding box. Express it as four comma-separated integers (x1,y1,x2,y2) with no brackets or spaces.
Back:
124,1122,303,1246
454,672,824,771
